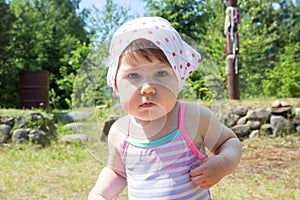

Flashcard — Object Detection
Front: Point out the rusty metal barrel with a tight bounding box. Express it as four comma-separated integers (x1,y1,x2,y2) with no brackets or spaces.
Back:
19,70,49,108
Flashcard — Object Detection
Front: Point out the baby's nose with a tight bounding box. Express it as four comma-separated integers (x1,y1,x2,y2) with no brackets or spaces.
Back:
140,83,156,95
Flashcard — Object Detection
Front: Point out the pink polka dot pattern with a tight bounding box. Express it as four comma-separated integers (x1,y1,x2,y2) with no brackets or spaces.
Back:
107,17,202,91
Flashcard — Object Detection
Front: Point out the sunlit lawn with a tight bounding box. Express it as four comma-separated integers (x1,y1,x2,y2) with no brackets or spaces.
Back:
1,135,299,200
0,102,299,199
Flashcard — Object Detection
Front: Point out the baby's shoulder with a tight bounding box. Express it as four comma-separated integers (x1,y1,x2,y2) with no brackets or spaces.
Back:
183,102,212,118
108,115,129,146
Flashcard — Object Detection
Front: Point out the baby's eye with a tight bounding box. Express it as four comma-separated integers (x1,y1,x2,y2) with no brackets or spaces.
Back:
156,71,168,77
128,73,140,79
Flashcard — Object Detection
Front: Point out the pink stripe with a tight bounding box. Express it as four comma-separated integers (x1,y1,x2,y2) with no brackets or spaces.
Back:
179,103,208,160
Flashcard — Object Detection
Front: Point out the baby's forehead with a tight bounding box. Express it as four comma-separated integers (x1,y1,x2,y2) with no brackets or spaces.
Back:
119,55,171,70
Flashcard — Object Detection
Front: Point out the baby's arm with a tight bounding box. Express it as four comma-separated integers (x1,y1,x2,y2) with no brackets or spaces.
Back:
88,123,127,200
88,167,127,200
188,103,242,189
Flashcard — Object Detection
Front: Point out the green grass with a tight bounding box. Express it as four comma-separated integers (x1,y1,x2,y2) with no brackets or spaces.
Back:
1,103,300,199
0,142,103,200
210,135,300,200
1,136,298,200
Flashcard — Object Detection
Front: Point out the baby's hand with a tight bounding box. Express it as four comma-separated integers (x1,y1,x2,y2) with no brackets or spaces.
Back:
189,155,228,189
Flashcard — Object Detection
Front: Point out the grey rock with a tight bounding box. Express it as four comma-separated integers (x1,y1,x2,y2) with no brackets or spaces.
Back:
224,113,240,127
102,116,118,137
295,107,300,117
260,124,272,136
231,124,251,138
61,134,88,143
237,116,247,125
0,124,11,143
0,117,15,127
293,115,300,126
271,106,292,117
246,109,270,122
12,129,28,144
246,120,261,130
270,115,288,136
228,105,248,116
63,122,86,132
280,101,290,107
296,126,300,134
61,111,92,123
28,129,48,147
249,130,260,138
271,100,290,108
271,100,281,108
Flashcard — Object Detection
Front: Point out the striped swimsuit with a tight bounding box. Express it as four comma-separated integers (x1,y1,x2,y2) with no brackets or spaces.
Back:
120,103,212,199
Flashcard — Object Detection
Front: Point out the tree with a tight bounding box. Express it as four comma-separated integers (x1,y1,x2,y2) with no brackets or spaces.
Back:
144,0,299,99
262,42,300,98
144,0,226,100
144,0,209,41
0,1,17,107
70,0,134,108
1,0,89,108
238,0,299,98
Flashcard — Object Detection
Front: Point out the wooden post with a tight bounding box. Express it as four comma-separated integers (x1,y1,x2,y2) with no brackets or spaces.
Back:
224,0,240,99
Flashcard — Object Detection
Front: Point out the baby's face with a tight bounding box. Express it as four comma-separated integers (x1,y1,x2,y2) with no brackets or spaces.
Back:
115,54,178,121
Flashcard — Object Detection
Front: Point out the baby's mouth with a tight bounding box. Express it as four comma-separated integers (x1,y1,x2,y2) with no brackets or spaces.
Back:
140,102,155,108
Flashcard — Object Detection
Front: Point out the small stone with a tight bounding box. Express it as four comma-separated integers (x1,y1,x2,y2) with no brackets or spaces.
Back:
271,106,292,116
61,111,92,123
260,124,272,136
246,121,261,130
270,115,288,137
237,116,247,125
28,129,48,146
295,108,300,117
12,129,28,144
246,109,270,122
0,124,11,143
280,101,290,107
63,122,86,132
249,130,259,138
271,100,281,108
61,134,88,143
296,126,300,134
231,124,251,138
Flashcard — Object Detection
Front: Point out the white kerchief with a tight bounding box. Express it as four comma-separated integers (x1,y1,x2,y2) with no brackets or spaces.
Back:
107,17,201,91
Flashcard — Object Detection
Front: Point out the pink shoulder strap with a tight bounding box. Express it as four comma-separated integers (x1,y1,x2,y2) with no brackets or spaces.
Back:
179,103,208,160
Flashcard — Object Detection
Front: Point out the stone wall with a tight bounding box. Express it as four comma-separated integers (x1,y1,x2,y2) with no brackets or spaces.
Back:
0,113,56,146
1,100,299,146
212,100,300,140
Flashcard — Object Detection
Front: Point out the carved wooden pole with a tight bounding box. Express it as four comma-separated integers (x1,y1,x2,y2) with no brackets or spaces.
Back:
224,0,240,99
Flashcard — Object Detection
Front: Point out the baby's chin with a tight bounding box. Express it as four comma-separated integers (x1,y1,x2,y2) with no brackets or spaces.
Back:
133,111,168,122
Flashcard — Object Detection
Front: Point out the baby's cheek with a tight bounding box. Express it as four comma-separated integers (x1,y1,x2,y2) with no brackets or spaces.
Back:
118,86,138,109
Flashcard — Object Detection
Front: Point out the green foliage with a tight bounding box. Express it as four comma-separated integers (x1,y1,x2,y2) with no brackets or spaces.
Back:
263,42,300,97
238,0,300,98
144,0,226,100
146,0,299,100
1,0,299,109
0,0,89,109
70,0,133,108
144,0,207,41
0,1,18,108
54,41,90,108
186,70,211,100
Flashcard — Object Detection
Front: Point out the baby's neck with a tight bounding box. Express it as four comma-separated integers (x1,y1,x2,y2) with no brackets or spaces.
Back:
129,102,179,142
